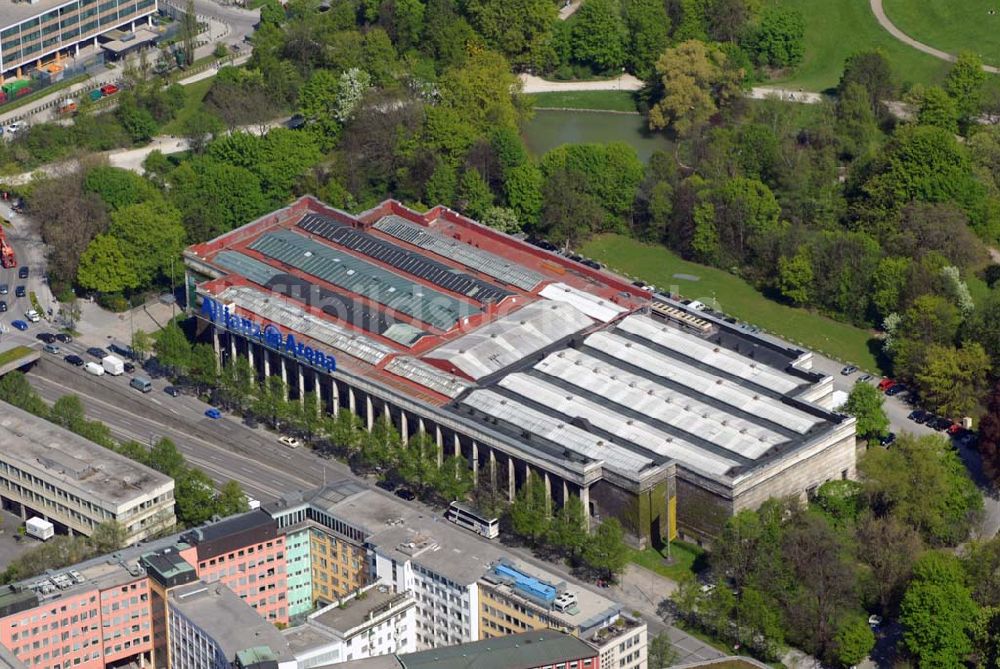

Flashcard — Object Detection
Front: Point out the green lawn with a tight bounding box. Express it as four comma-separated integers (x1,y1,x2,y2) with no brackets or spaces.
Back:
883,0,1000,67
160,76,215,135
580,234,879,370
630,540,706,581
0,345,35,367
527,90,638,112
768,0,952,92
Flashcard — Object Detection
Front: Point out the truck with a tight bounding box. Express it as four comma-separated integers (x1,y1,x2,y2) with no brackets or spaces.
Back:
0,230,16,269
25,517,54,541
58,98,77,114
102,354,125,376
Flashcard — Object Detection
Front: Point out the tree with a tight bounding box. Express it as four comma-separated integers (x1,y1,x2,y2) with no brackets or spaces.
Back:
183,110,225,155
156,320,192,376
438,50,525,134
776,247,813,306
83,166,160,211
843,382,889,440
220,356,256,414
836,81,880,159
216,480,250,516
90,521,127,553
832,614,875,667
148,437,186,478
977,383,1000,483
547,495,588,559
0,372,48,416
457,167,493,219
649,40,743,136
839,49,896,117
434,456,474,502
106,200,186,289
971,607,1000,669
115,95,158,143
945,51,986,129
509,471,550,545
750,6,804,68
50,394,86,431
856,513,922,615
572,0,628,71
707,177,781,266
298,69,341,148
464,0,557,69
917,86,959,133
31,171,110,286
425,161,458,206
189,343,219,392
175,469,219,525
181,0,198,67
859,433,982,546
479,206,521,234
131,329,153,363
253,376,290,430
380,0,424,51
914,343,991,419
583,518,629,579
76,234,139,294
901,551,979,668
623,0,669,79
647,633,678,669
170,158,268,242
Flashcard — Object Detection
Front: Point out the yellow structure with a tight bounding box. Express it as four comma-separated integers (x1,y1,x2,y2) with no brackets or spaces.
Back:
479,583,571,639
309,528,367,606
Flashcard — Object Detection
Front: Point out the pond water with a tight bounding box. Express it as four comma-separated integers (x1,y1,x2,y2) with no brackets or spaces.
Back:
522,109,674,162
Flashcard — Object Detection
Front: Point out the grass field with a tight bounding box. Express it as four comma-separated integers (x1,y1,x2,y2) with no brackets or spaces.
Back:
160,77,215,136
883,0,1000,67
630,541,706,581
0,346,35,368
768,0,951,92
580,234,879,370
527,91,638,112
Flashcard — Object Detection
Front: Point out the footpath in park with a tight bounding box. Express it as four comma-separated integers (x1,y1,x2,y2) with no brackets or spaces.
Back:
869,0,1000,73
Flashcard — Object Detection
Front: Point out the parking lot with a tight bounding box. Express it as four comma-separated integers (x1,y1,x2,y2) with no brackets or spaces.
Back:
0,507,44,567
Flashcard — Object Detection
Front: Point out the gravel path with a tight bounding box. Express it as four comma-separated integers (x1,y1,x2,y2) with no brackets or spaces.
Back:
869,0,1000,73
520,73,644,93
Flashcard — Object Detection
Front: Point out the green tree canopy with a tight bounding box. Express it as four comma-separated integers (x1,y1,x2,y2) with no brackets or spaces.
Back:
750,6,804,67
901,551,979,668
622,0,669,79
84,166,161,211
571,0,628,71
76,234,140,294
843,382,889,440
649,40,743,136
464,0,557,69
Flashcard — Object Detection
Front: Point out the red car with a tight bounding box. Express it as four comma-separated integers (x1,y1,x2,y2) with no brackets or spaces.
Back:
100,83,119,96
947,423,964,435
877,378,896,391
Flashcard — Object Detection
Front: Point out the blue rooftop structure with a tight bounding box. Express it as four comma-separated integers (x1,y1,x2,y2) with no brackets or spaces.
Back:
492,563,557,604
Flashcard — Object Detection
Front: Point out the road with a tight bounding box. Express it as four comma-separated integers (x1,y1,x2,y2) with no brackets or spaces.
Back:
869,0,1000,73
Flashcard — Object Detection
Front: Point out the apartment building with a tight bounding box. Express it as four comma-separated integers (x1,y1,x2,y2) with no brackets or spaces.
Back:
0,402,175,544
178,511,289,624
166,582,295,669
398,630,601,669
283,584,416,668
0,0,157,77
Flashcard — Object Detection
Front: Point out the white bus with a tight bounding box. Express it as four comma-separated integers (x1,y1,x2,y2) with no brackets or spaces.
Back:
446,501,500,539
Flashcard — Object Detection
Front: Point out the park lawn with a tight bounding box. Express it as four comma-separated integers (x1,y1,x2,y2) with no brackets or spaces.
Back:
160,76,215,136
0,346,35,367
527,91,638,112
630,540,706,581
580,234,879,370
883,0,1000,68
767,0,951,92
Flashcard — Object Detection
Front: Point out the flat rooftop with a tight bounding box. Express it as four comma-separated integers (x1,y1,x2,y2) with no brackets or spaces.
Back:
0,400,172,509
398,630,596,669
169,582,293,661
0,0,72,28
309,587,413,635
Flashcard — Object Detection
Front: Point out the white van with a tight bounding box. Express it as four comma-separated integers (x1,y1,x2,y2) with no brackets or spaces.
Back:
84,361,105,376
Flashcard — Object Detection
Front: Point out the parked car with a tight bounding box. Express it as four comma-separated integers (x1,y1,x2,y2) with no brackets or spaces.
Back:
14,286,24,297
123,362,135,373
83,361,104,376
279,435,302,449
581,259,602,270
868,614,883,629
35,332,55,344
840,365,858,376
17,266,28,279
100,83,119,96
86,346,106,358
204,407,222,419
877,378,896,391
394,488,416,501
54,333,72,343
42,343,59,354
10,319,27,330
0,301,8,313
856,374,873,384
931,416,953,431
164,386,180,397
24,309,39,323
4,122,22,135
0,284,9,295
947,423,965,436
64,354,84,366
886,384,907,396
879,432,896,447
908,410,929,424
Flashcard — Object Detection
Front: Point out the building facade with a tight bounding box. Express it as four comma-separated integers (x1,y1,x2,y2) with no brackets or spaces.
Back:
0,402,175,544
397,630,601,669
283,528,313,619
0,0,157,77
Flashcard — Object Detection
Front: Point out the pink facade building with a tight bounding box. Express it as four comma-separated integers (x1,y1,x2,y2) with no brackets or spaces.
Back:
0,512,288,669
178,512,288,625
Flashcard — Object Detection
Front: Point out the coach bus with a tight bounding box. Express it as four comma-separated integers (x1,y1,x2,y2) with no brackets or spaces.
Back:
446,501,500,539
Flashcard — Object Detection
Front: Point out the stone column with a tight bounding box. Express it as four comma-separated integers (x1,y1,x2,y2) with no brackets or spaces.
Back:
262,349,271,379
489,448,497,489
365,395,374,431
580,486,591,530
562,480,569,509
212,328,221,370
229,331,237,361
280,357,289,397
435,426,443,466
471,441,479,482
543,471,552,516
247,340,256,376
298,366,307,405
453,434,461,459
400,412,409,444
348,387,356,415
507,458,516,502
330,378,339,416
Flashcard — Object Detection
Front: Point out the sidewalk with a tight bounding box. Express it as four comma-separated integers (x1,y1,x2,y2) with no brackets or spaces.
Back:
71,298,176,348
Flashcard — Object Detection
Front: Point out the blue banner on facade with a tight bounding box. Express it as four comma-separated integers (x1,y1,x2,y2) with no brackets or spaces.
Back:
200,296,337,374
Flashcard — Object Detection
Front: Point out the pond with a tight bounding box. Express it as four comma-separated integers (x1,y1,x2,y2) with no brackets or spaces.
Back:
522,109,674,162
